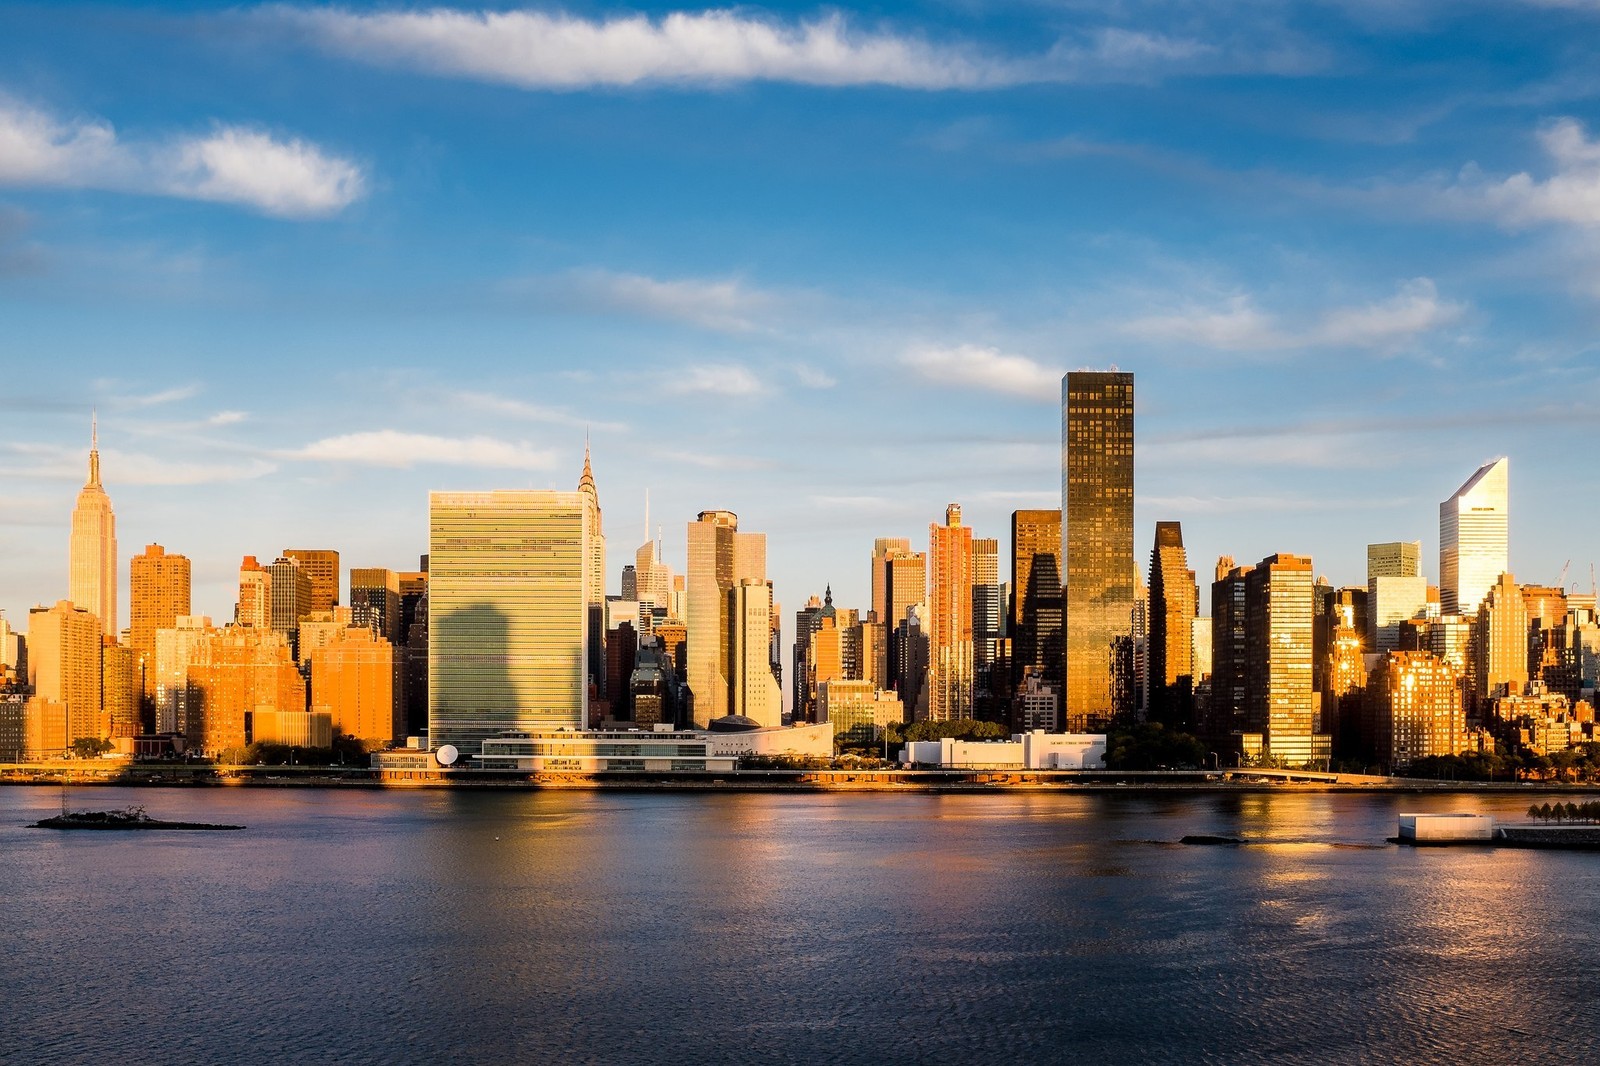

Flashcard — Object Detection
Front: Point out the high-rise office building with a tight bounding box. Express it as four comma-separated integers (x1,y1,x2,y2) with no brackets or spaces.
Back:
927,504,973,721
1244,554,1318,766
578,445,607,707
68,419,118,638
350,567,403,645
972,537,1002,716
283,549,341,613
1010,509,1063,703
1061,371,1135,730
1148,522,1197,730
1476,572,1529,705
1205,557,1249,744
1440,458,1509,618
129,544,191,693
872,538,912,626
27,600,104,748
685,510,768,727
731,579,782,728
237,556,271,629
1368,541,1421,579
268,556,313,655
429,491,589,752
793,593,826,722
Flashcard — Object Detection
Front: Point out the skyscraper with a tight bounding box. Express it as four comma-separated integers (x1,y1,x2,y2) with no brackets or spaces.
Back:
731,578,782,728
1061,371,1135,730
68,418,117,639
685,510,768,727
1010,509,1063,697
350,567,403,645
284,549,341,613
927,504,973,721
971,536,1001,716
268,556,313,655
1148,522,1197,730
578,443,607,708
1244,553,1318,766
27,599,104,750
129,544,191,685
236,556,271,629
1440,458,1509,618
428,491,589,752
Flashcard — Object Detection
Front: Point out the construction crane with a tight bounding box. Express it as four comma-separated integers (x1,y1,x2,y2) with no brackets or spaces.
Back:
1557,559,1570,590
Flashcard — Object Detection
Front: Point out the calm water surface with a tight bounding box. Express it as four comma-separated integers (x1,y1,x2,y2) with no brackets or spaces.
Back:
3,786,1598,1064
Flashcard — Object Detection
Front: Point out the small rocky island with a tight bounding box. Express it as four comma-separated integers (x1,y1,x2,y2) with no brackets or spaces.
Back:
31,806,244,831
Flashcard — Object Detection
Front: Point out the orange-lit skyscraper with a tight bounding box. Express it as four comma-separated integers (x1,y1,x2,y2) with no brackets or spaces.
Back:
68,419,118,639
1148,522,1197,730
130,544,191,686
686,510,769,727
284,549,341,613
27,600,104,750
186,627,305,755
1061,371,1134,730
237,557,271,629
927,504,973,721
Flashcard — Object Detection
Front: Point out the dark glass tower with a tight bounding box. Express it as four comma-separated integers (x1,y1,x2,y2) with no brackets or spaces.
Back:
1060,371,1134,731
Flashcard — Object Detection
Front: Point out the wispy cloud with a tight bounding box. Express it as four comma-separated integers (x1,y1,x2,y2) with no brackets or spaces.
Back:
665,363,767,397
3,442,277,485
102,384,202,408
285,430,555,468
447,390,628,433
1440,118,1600,228
793,364,837,389
1125,279,1464,353
263,6,1321,91
657,448,774,470
0,97,364,218
902,344,1061,400
519,269,780,333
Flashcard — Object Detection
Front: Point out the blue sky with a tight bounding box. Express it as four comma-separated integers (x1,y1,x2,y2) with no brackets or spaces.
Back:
2,0,1598,629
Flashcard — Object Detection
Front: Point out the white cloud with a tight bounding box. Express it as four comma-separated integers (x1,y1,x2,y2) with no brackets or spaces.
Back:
657,448,774,470
206,410,248,426
666,364,767,397
2,442,277,485
273,7,1013,89
1443,118,1600,228
0,97,364,218
286,430,555,468
265,6,1313,91
1125,279,1463,352
902,344,1061,400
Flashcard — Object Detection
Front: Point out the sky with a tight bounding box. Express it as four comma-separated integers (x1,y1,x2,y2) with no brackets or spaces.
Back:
2,0,1598,632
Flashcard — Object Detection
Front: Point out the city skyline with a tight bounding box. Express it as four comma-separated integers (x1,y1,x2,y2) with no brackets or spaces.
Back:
3,1,1599,625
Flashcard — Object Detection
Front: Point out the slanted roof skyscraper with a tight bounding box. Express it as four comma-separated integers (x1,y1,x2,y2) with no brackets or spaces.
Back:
1440,458,1509,618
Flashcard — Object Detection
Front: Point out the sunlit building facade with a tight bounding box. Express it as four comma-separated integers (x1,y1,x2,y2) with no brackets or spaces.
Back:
129,543,191,693
685,510,767,727
283,548,341,613
1061,371,1134,730
68,421,117,639
1148,521,1197,730
1244,554,1319,766
429,491,589,753
1440,458,1509,618
927,504,973,722
27,599,104,748
1364,650,1468,770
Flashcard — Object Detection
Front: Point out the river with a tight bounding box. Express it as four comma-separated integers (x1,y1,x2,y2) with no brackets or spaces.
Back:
3,786,1597,1064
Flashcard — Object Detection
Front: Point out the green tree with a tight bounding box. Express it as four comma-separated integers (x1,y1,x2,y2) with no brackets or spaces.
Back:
70,737,113,759
1104,721,1206,771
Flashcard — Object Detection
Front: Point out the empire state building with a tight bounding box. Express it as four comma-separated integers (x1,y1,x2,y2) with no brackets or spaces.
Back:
69,418,118,639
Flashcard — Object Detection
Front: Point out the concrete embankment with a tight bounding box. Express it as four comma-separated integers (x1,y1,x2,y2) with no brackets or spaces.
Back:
0,761,1585,793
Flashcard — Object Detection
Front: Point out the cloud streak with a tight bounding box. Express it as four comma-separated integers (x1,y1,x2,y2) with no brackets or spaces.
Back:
902,344,1061,400
265,6,1319,91
285,430,555,468
520,269,780,333
0,97,364,218
1441,118,1600,228
1125,279,1464,353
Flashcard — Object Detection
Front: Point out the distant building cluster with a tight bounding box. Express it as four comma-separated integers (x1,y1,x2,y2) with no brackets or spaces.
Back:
2,376,1595,776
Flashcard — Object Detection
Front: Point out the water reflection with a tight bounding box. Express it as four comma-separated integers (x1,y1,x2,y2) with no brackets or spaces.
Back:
2,787,1599,1064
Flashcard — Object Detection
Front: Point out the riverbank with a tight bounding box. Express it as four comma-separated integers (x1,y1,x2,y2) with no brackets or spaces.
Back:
0,761,1586,793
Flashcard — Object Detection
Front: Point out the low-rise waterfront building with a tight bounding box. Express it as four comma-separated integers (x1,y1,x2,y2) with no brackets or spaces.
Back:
900,731,1107,770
